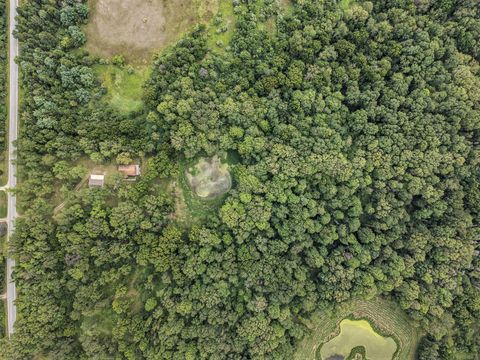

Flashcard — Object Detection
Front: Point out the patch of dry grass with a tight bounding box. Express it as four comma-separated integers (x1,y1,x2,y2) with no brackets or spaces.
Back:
85,0,218,63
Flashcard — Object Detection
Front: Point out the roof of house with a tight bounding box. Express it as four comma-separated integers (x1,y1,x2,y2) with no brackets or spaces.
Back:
88,174,105,187
118,164,140,177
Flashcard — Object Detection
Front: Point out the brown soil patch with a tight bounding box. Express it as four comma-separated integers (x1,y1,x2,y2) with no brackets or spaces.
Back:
85,0,217,63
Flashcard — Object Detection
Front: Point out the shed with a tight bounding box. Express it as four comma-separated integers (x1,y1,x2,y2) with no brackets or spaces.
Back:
89,174,105,187
118,164,140,178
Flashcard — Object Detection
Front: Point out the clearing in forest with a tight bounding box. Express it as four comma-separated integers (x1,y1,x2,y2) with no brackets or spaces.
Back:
320,319,397,360
186,156,231,199
94,64,150,114
295,298,421,360
85,0,219,63
171,156,233,223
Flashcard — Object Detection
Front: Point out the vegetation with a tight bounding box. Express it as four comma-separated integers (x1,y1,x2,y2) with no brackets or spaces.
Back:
0,0,6,186
94,63,150,114
0,0,6,341
0,301,4,340
319,319,397,360
85,0,220,62
339,0,354,10
0,191,6,218
295,298,421,360
206,0,236,52
0,0,479,359
185,156,231,199
164,158,230,224
0,220,5,341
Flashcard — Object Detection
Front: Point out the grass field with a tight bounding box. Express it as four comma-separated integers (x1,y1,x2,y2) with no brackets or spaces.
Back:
320,319,397,360
0,191,6,218
206,0,235,52
295,298,422,360
85,0,219,63
176,161,228,223
94,64,150,114
81,304,116,337
170,155,234,224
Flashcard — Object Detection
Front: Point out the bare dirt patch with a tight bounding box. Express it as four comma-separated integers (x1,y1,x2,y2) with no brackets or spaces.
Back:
85,0,218,63
186,156,231,199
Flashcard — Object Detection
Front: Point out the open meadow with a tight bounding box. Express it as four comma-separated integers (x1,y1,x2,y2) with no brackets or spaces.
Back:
85,0,219,63
320,319,397,360
295,298,422,360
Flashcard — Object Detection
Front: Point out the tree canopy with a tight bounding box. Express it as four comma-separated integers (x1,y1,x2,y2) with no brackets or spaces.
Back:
1,0,479,359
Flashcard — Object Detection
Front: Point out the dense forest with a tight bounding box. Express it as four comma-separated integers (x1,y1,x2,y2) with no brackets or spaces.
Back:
0,0,479,359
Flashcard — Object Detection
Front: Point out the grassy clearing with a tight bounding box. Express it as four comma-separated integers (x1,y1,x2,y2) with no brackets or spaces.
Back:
178,162,228,223
85,0,219,63
255,0,295,35
81,305,116,337
295,298,422,360
339,0,354,10
0,191,6,218
280,0,293,9
320,319,397,360
80,268,147,341
206,0,235,52
52,158,119,214
171,157,231,224
94,64,150,114
126,270,144,314
186,156,231,199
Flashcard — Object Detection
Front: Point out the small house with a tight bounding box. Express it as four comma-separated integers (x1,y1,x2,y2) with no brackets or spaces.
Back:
88,174,105,187
118,165,140,179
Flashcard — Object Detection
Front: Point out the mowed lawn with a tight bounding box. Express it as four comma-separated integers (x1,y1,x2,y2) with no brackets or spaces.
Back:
295,298,422,360
320,319,397,360
94,65,150,114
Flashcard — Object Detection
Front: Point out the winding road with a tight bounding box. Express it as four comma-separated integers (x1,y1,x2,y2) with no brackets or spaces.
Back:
6,0,19,337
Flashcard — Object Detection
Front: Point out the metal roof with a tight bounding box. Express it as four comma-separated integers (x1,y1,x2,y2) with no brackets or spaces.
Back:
88,174,105,187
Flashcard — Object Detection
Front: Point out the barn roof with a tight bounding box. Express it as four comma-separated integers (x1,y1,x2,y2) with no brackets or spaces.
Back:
118,165,140,177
